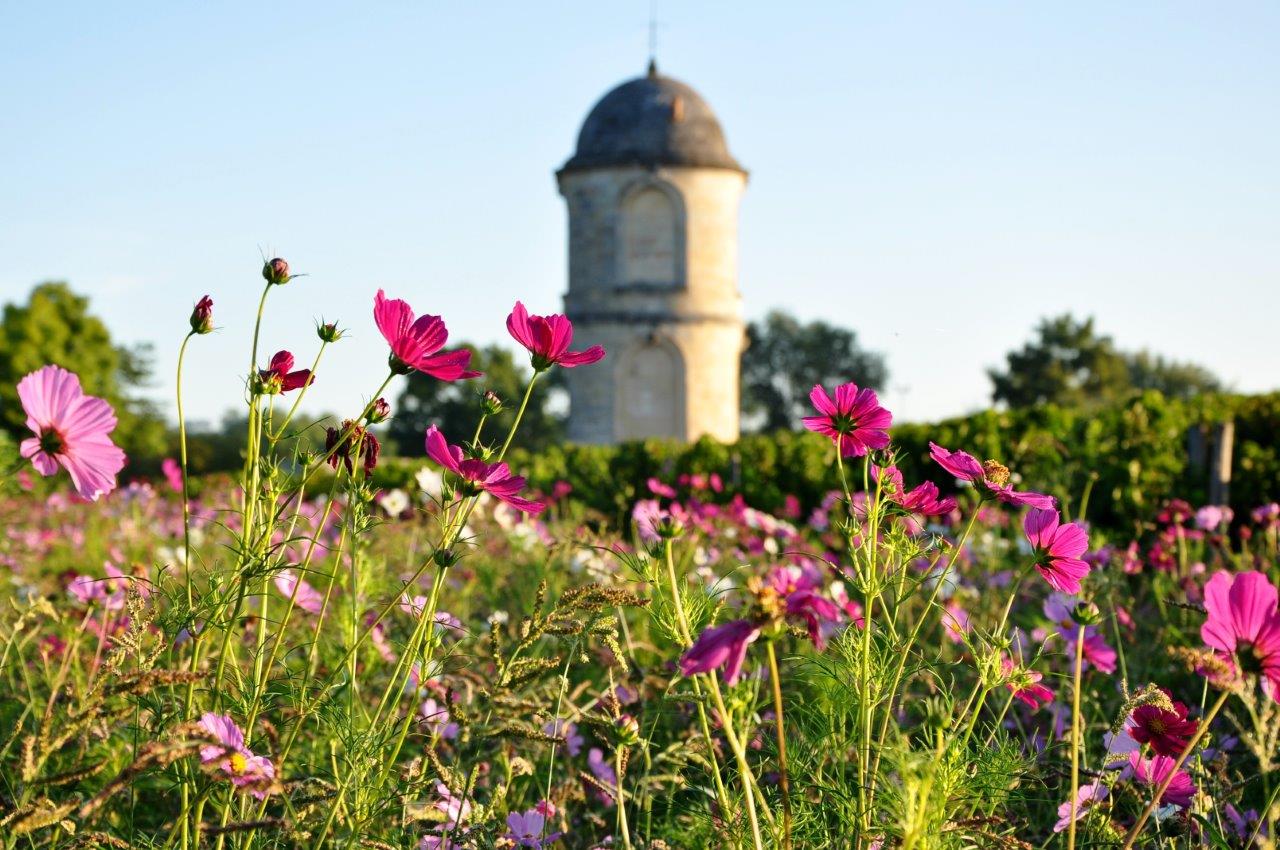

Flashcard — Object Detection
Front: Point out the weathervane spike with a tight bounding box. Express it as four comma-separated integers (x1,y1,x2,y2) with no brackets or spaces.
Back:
648,0,658,75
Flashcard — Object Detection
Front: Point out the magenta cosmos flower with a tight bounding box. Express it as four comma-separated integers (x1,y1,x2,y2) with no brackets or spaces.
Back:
507,301,605,371
1200,570,1280,701
197,712,274,798
681,619,761,685
258,350,313,394
1002,656,1054,709
1024,508,1091,594
1129,751,1195,809
374,289,479,379
425,425,543,514
17,365,126,501
928,443,1054,508
874,465,957,516
802,382,892,457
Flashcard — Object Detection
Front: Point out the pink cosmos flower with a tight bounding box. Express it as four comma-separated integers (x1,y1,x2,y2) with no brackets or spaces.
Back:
1002,656,1054,709
197,712,275,798
681,619,761,685
874,465,957,516
274,570,325,615
505,808,562,848
1024,508,1091,594
18,365,127,501
928,443,1054,508
258,350,313,393
425,426,544,514
802,383,892,457
161,457,183,492
1053,781,1107,833
506,301,604,371
1129,751,1196,809
374,289,479,379
765,566,842,647
420,698,459,740
1200,570,1280,702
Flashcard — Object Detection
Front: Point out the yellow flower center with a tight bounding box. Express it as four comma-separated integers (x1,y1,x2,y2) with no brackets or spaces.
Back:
228,753,247,775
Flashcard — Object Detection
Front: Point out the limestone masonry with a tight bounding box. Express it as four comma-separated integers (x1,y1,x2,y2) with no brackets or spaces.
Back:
558,62,747,445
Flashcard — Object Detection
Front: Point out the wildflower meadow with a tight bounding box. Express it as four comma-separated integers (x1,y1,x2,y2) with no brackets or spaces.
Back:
2,260,1279,850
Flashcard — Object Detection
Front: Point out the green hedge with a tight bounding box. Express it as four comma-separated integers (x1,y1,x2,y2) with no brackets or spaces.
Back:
371,392,1280,532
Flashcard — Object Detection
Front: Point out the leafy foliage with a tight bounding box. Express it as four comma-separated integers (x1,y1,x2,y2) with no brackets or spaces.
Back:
989,313,1221,409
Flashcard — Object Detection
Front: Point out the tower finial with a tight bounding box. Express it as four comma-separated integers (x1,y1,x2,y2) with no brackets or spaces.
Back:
647,0,658,75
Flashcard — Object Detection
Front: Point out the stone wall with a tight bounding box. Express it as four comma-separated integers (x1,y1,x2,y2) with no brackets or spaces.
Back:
557,165,747,444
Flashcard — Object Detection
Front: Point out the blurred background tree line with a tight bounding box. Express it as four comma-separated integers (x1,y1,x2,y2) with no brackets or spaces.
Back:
0,282,1231,475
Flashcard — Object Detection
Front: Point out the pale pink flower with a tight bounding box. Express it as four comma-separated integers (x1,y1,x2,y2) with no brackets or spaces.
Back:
505,807,562,847
197,712,274,798
274,570,324,615
18,365,126,501
1053,781,1107,833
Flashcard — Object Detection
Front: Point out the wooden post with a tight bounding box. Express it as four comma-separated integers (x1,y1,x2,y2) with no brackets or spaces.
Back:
1208,421,1234,506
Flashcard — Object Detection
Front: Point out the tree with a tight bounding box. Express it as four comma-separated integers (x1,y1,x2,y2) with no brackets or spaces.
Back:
741,310,888,433
1124,350,1222,398
0,282,166,460
389,344,566,455
990,313,1223,408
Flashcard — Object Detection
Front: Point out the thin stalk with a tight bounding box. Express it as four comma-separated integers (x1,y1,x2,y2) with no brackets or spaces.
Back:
766,641,792,850
616,746,634,850
1067,625,1086,850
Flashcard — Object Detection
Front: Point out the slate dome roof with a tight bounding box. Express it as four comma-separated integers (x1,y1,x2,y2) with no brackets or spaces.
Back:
560,62,744,174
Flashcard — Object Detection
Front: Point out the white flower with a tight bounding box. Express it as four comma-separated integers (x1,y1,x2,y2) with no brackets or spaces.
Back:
415,466,444,499
379,488,410,517
488,610,509,626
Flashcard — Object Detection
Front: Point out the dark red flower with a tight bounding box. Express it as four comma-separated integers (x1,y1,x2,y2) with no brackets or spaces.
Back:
1128,692,1199,757
326,420,380,474
258,350,313,394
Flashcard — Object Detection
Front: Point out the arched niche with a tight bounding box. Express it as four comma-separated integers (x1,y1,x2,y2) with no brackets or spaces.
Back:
614,336,686,441
617,180,684,288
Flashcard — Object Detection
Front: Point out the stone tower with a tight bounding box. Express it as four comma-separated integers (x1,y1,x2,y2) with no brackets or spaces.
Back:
557,61,747,445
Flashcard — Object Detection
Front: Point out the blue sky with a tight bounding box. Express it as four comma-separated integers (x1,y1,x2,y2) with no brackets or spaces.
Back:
2,1,1277,427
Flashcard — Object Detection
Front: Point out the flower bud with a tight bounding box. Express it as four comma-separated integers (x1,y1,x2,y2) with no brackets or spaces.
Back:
262,257,291,285
655,515,685,540
1073,600,1103,626
615,713,641,747
368,397,391,424
482,390,504,416
434,548,459,569
189,295,214,335
317,320,344,343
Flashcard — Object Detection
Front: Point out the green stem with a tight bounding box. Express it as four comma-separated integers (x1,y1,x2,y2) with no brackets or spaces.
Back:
766,641,792,850
1066,625,1086,850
